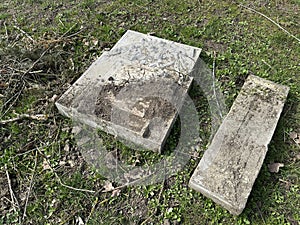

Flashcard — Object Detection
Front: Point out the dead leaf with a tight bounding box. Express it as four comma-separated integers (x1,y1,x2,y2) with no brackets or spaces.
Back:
67,160,75,167
268,163,284,173
290,132,298,140
279,179,291,190
64,144,70,152
0,82,8,88
163,219,170,225
75,215,84,225
111,189,121,197
91,38,98,46
50,94,58,102
59,161,66,166
83,39,89,46
295,154,300,160
103,180,114,192
42,158,51,170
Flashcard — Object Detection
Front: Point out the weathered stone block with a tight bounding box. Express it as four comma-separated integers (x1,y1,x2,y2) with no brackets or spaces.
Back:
55,30,201,152
189,75,289,215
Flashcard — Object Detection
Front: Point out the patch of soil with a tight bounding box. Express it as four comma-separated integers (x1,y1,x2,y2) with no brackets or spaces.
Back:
204,40,227,53
94,83,123,121
127,190,149,220
133,96,175,120
95,83,175,124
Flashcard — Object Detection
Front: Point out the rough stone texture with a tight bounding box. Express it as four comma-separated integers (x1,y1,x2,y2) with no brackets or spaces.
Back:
55,30,202,152
189,75,289,215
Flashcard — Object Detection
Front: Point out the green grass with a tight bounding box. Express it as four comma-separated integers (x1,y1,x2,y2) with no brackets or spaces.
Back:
0,0,299,224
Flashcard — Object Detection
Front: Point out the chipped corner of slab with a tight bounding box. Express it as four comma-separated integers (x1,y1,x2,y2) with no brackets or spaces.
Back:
189,178,244,215
189,75,289,215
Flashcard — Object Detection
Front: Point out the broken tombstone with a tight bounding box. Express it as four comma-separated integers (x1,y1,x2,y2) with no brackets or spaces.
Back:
189,75,289,215
55,30,202,152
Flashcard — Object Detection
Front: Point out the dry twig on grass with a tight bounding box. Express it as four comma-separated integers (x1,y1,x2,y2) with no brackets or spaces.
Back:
22,150,38,221
240,4,300,43
140,180,165,225
0,81,25,118
0,113,50,125
4,165,21,223
13,25,36,44
36,148,95,193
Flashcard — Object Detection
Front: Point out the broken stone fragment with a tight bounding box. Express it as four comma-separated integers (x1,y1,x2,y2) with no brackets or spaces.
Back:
56,30,201,152
189,75,289,215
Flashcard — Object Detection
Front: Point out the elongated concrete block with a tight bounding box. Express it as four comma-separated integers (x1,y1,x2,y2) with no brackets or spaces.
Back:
189,75,289,215
55,30,201,152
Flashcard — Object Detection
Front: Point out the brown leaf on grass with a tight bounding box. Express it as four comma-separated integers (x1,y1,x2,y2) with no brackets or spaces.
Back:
268,163,284,173
63,144,70,152
290,131,300,144
50,94,58,102
111,189,121,197
75,215,84,225
103,180,114,192
289,131,298,140
91,38,98,46
67,160,75,167
42,158,51,170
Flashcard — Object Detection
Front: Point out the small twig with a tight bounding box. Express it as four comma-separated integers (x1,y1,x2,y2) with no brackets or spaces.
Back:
15,148,37,157
37,148,95,193
65,28,85,39
36,27,84,48
18,24,83,79
13,25,36,43
59,180,95,193
37,23,84,47
5,165,20,213
292,137,300,149
58,18,65,27
140,181,165,225
22,150,38,221
0,81,25,118
0,113,50,125
279,178,291,185
100,175,155,193
21,47,51,79
240,4,300,43
5,165,16,212
255,202,266,224
86,197,99,224
101,180,137,193
61,23,78,38
4,21,8,41
157,181,165,204
2,196,14,205
261,59,272,70
7,66,43,74
59,209,81,225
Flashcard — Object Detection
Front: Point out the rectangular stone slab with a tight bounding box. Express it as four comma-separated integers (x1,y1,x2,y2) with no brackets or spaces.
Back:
189,75,289,215
55,30,201,152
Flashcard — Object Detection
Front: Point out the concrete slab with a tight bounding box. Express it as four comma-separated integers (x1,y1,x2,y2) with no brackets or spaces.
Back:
189,75,289,215
55,30,202,152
